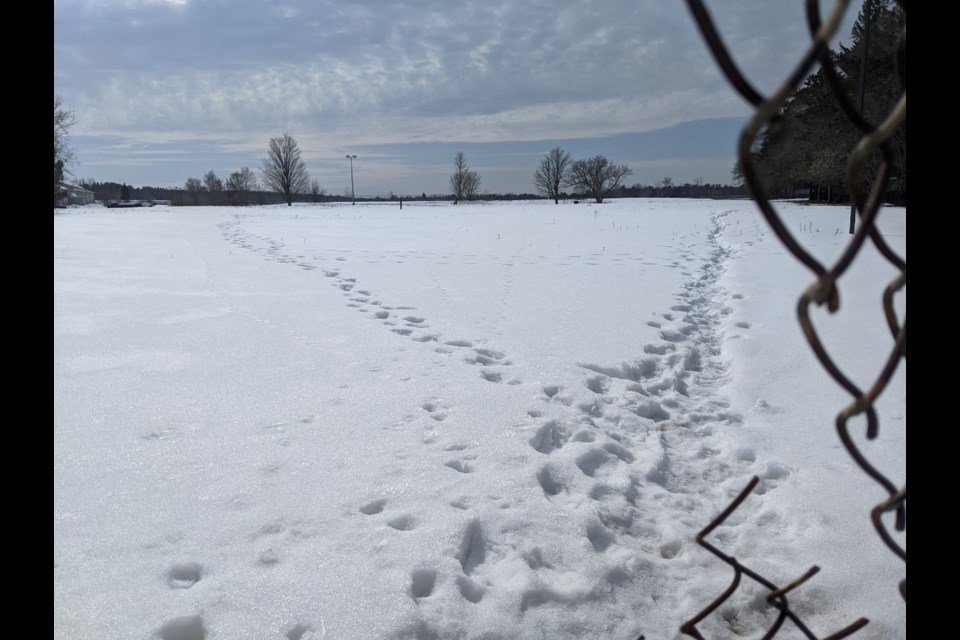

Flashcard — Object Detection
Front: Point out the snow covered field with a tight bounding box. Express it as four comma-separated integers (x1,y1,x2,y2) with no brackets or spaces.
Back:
54,199,906,640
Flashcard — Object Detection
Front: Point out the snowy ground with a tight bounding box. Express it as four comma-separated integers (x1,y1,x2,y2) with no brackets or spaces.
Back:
54,199,906,640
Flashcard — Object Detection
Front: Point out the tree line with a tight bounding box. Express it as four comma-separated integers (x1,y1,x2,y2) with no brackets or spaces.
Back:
55,114,745,207
445,149,745,203
180,133,325,206
77,175,745,205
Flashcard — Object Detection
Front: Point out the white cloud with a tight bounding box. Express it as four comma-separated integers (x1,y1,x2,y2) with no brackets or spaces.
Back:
55,0,868,189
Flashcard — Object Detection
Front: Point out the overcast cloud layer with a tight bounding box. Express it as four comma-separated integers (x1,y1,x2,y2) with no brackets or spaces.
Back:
54,0,861,194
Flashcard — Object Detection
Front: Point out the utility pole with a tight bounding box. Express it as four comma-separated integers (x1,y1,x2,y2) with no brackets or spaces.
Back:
849,0,871,234
346,154,357,205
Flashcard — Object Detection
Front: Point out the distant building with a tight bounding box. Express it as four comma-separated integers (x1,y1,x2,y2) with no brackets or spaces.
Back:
57,182,95,206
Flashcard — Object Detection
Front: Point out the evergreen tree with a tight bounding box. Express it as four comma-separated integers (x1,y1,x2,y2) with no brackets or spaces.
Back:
743,1,904,203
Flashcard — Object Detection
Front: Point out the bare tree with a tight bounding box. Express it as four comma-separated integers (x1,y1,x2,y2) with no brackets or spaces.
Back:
533,146,571,204
309,178,326,202
203,170,224,204
262,133,310,206
658,176,674,198
226,167,258,205
54,95,76,207
464,171,481,201
184,177,203,205
450,151,481,204
203,170,224,192
564,155,633,203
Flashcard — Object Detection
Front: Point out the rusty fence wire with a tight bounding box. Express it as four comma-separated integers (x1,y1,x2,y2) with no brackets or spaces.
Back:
676,1,906,637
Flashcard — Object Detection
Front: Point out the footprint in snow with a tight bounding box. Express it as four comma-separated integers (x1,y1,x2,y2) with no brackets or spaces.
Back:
159,615,206,640
286,623,315,640
445,459,475,474
458,520,487,575
166,562,202,589
359,498,387,515
410,569,437,599
387,515,417,531
537,464,568,497
457,575,485,603
529,420,568,454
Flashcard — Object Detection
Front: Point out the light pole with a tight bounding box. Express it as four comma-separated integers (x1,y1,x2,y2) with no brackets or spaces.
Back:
345,154,357,205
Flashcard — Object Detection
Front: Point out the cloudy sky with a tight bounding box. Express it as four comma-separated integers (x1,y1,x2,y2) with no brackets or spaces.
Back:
54,0,862,196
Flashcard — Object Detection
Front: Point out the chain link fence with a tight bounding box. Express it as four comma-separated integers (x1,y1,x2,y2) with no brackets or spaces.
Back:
675,1,906,637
